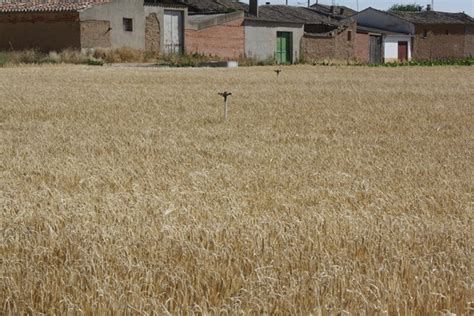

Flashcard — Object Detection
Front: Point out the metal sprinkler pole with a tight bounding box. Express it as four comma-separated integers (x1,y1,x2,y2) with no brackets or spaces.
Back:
218,91,232,121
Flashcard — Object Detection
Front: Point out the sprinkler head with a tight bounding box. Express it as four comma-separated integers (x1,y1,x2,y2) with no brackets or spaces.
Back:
218,91,232,98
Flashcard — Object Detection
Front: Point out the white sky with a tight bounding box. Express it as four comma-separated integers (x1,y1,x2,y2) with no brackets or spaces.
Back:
241,0,474,16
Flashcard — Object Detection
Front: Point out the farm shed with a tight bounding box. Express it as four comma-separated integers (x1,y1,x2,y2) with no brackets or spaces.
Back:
244,4,307,64
354,7,474,61
355,25,412,63
0,0,145,51
251,4,360,63
0,0,186,54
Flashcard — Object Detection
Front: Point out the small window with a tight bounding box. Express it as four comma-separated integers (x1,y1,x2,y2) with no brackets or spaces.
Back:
123,18,133,32
423,29,428,38
445,30,449,35
347,31,352,41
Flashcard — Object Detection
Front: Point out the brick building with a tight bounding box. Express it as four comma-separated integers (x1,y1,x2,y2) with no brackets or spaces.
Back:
354,7,474,61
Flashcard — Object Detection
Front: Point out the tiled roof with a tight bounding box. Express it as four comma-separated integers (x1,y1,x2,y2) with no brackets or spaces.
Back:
0,0,112,13
390,10,474,24
249,5,342,25
310,4,357,18
146,0,247,14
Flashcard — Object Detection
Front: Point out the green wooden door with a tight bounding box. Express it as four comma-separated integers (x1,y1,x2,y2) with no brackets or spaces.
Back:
276,32,292,64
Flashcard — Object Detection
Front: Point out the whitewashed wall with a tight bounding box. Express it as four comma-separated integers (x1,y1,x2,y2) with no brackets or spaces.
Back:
384,35,412,61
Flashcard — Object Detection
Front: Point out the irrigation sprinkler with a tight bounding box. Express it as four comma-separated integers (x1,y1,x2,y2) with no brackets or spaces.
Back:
274,69,282,77
218,91,232,120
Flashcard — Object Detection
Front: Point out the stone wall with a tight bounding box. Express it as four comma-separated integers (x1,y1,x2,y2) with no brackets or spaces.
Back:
186,18,244,59
301,21,357,62
0,12,81,51
464,25,474,57
413,24,466,60
80,20,111,49
145,13,160,52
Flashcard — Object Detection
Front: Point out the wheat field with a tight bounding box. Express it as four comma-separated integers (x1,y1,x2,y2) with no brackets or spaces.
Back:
0,65,473,315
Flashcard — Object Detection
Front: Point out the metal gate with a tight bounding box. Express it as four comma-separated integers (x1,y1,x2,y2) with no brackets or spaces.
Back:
369,35,383,64
276,32,292,64
164,10,183,54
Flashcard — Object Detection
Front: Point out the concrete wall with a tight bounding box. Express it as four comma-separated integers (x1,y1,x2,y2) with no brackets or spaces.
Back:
384,34,412,61
0,12,81,51
244,20,304,63
186,17,244,59
80,0,145,50
355,32,369,63
413,24,466,60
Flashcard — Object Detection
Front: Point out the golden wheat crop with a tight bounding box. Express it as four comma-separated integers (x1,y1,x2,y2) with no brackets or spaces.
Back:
0,64,473,315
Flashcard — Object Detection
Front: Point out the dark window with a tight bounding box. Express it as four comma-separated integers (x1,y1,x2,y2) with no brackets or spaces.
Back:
347,31,352,41
123,18,133,32
445,30,449,35
423,29,428,38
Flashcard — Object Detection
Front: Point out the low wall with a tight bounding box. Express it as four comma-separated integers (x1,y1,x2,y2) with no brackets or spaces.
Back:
186,17,244,59
0,12,81,51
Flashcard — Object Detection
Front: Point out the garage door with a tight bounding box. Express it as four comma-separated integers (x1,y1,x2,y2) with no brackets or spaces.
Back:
164,10,183,54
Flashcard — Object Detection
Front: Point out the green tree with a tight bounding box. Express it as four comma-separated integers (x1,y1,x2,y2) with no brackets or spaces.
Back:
389,3,423,11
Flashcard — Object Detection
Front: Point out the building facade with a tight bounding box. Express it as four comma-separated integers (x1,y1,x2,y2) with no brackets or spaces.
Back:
354,8,474,61
0,0,186,54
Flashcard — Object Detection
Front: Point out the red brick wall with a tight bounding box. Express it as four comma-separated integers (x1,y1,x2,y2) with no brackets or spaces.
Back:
355,32,369,63
80,20,111,49
0,12,81,51
185,18,244,59
301,21,356,62
413,24,466,60
465,25,474,57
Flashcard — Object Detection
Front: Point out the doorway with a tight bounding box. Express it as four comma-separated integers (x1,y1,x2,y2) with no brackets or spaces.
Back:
369,35,383,64
164,10,183,54
398,41,408,61
276,32,293,64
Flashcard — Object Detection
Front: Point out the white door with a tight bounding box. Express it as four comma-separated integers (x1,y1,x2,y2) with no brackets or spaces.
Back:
164,10,183,54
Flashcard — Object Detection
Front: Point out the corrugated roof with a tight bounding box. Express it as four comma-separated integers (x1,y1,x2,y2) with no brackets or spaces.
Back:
0,0,112,13
390,10,474,25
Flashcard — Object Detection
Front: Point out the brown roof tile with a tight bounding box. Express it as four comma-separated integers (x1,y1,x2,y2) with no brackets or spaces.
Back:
390,10,474,25
0,0,112,13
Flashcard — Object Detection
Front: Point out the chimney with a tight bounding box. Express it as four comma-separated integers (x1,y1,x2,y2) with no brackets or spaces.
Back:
426,4,431,11
330,5,336,14
249,0,259,17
